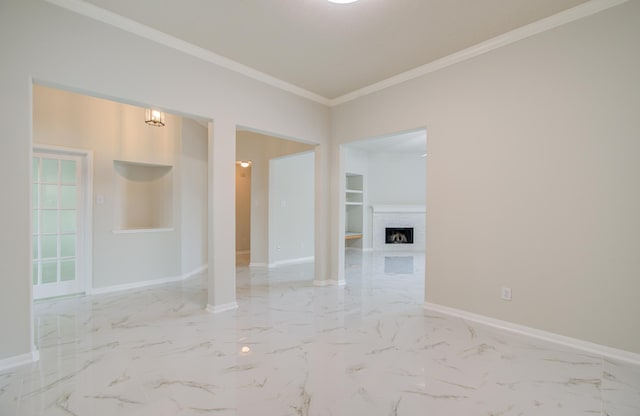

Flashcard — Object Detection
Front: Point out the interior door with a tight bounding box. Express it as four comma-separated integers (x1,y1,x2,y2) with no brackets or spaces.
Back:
32,152,85,299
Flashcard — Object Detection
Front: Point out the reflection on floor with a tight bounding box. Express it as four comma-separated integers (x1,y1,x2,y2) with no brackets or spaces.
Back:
1,250,639,415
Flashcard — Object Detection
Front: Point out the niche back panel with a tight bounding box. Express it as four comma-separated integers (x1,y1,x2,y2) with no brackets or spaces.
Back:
113,160,173,230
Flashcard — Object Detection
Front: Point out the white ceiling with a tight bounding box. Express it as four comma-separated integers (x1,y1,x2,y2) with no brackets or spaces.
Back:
82,0,591,100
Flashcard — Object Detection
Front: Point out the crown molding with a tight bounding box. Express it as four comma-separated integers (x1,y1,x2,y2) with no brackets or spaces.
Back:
44,0,627,108
329,0,630,106
43,0,331,106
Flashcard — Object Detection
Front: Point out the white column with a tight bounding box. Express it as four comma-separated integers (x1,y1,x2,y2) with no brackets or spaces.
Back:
206,119,238,313
314,143,345,286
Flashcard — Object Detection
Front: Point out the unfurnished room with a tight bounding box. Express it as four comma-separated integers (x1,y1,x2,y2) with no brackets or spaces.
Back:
1,0,639,415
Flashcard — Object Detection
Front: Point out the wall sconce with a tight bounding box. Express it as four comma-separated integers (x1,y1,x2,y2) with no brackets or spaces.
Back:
145,108,165,127
237,160,252,168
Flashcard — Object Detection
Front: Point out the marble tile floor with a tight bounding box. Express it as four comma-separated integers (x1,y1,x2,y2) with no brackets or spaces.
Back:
1,250,639,415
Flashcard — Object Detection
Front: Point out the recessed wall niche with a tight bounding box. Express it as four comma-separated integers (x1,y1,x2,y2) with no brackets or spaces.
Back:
113,160,173,231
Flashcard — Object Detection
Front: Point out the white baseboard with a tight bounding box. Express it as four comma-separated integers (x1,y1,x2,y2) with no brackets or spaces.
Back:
182,265,208,279
206,302,238,314
313,279,346,287
0,348,40,372
236,250,250,255
90,264,207,295
424,302,640,366
249,262,268,268
268,256,314,268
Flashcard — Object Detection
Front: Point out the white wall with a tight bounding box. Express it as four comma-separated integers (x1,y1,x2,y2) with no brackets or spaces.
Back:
331,1,640,353
368,152,426,206
269,152,315,265
236,131,315,265
0,0,329,362
33,85,183,289
181,119,208,274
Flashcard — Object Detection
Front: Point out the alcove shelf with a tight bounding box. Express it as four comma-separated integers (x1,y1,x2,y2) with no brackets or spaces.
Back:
113,160,174,231
345,173,364,247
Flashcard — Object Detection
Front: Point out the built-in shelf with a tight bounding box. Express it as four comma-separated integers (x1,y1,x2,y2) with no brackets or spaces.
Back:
345,173,364,249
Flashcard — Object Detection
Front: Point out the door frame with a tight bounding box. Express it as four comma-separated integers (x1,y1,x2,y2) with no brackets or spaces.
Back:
32,144,93,298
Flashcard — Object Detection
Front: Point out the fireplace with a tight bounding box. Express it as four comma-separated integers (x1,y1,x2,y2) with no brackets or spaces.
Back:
385,227,414,244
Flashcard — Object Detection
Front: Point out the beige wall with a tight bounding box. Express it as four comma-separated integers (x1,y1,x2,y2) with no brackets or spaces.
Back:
235,165,251,253
331,1,640,353
181,119,208,274
33,84,183,289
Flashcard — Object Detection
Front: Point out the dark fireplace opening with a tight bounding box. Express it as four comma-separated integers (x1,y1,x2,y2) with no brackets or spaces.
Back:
385,227,414,244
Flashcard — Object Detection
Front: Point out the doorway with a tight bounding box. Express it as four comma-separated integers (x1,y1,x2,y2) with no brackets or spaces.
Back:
32,148,91,299
235,128,315,269
340,129,427,282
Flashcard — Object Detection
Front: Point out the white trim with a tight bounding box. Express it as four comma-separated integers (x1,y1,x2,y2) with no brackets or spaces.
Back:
90,275,184,295
0,349,40,372
32,145,93,300
330,0,629,106
424,302,640,366
43,0,627,107
268,256,315,268
206,302,238,314
236,250,250,255
89,264,206,295
249,262,268,268
112,228,174,234
42,0,330,106
371,205,426,214
313,279,346,287
182,264,208,279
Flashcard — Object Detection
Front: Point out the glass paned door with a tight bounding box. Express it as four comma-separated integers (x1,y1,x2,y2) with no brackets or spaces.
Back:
32,152,85,299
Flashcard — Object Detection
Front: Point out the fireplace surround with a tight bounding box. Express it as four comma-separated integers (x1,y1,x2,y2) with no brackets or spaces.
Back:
372,205,425,251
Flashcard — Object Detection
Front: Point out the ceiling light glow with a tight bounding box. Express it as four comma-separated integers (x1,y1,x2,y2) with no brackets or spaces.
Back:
328,0,359,4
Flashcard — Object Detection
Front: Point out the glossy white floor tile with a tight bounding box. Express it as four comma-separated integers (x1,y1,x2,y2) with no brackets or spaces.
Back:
1,250,639,415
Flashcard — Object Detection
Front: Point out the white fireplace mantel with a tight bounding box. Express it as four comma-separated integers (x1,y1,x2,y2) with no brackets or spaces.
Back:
371,205,426,251
371,205,426,214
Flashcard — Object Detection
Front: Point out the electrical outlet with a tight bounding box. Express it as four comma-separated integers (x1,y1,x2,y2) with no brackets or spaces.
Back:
501,287,512,301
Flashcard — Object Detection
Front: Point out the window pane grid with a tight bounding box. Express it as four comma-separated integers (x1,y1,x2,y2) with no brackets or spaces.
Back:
32,154,79,290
